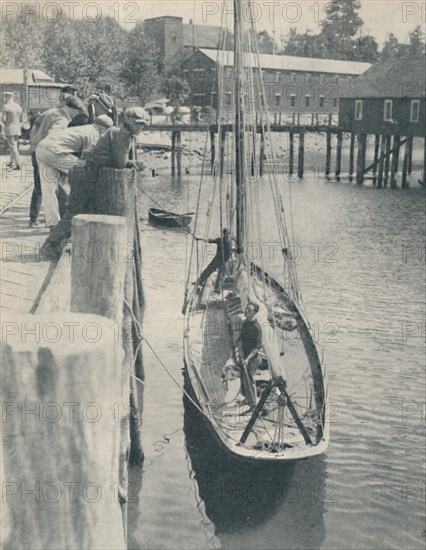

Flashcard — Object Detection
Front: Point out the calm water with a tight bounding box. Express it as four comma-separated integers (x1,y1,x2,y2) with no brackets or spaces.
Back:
128,165,425,550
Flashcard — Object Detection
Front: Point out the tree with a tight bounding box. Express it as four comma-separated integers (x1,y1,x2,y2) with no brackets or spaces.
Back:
381,33,404,61
256,31,276,54
353,35,379,63
320,0,364,59
0,13,45,68
408,25,426,56
281,28,326,58
119,22,161,103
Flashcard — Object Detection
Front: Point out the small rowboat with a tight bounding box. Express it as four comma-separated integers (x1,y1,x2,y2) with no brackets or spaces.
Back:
148,207,193,228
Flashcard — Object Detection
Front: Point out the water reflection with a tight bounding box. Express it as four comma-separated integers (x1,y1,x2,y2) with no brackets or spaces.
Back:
183,377,327,549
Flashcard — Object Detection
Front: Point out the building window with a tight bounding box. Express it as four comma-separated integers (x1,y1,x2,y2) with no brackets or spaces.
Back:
333,97,338,108
355,99,363,120
275,94,281,106
320,74,325,84
305,95,310,107
194,69,205,80
305,73,311,84
171,32,177,43
290,94,296,107
319,95,325,108
384,99,393,121
410,99,420,122
275,72,280,83
291,72,296,82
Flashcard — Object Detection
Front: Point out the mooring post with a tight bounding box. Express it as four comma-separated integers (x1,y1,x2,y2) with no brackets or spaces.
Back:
210,127,216,174
1,312,127,550
423,137,426,188
259,129,265,177
335,130,343,180
356,133,367,185
176,130,182,176
377,135,386,189
279,112,282,125
325,126,332,177
407,137,413,174
372,134,380,186
401,138,409,188
171,131,176,176
289,129,294,176
298,129,305,178
349,132,355,182
393,135,401,174
390,136,398,188
384,135,391,187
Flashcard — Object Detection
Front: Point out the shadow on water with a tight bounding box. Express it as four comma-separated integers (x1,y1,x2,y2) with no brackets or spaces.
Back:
183,371,327,549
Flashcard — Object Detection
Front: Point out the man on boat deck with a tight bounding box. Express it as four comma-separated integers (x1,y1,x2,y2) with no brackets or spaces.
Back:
238,302,262,411
196,228,231,290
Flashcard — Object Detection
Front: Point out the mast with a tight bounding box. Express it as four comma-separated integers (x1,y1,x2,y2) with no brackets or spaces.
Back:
234,0,245,251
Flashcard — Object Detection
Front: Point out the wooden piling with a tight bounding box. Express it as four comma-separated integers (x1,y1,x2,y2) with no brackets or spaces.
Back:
171,131,176,176
289,129,294,176
423,137,426,188
384,135,391,187
335,130,343,180
392,135,400,174
71,215,126,321
407,137,413,174
377,136,386,189
1,312,126,550
401,139,409,188
349,132,355,182
259,129,265,176
372,134,380,185
176,130,182,176
356,133,367,185
325,126,332,177
390,136,398,188
298,130,305,178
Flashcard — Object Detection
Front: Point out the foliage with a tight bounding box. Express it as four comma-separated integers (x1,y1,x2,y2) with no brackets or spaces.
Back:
119,21,161,103
256,31,276,54
381,27,425,61
282,28,326,58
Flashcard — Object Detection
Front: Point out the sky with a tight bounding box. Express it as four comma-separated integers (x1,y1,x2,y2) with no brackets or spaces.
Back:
89,0,425,45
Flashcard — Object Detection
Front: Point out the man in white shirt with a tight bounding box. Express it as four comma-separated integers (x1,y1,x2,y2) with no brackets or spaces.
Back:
36,115,113,228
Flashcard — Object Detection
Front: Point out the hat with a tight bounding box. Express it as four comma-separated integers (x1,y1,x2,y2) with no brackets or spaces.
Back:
88,92,114,112
65,96,88,115
93,114,114,128
125,107,150,125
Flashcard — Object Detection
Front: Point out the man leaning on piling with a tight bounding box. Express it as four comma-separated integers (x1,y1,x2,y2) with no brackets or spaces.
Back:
40,107,150,261
28,97,87,228
36,114,113,230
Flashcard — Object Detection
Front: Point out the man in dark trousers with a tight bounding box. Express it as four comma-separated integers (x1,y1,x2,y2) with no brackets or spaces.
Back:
196,228,231,290
238,301,262,411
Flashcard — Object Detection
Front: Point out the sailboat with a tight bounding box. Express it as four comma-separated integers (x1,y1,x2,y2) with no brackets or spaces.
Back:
183,0,329,461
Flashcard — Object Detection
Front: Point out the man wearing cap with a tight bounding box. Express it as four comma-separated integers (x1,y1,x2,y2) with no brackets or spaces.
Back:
1,92,23,170
40,107,150,260
36,114,113,228
28,97,88,227
84,106,150,176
